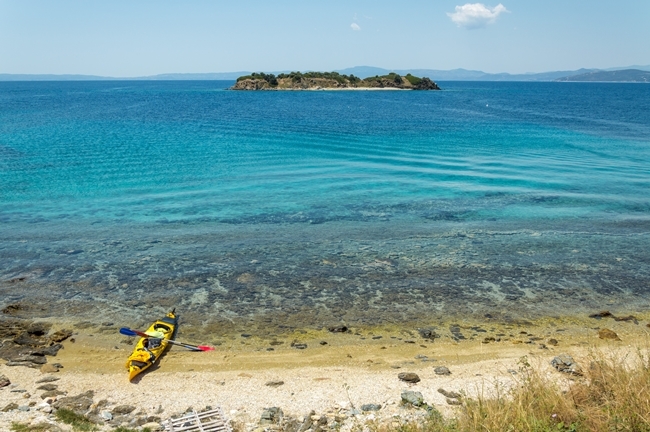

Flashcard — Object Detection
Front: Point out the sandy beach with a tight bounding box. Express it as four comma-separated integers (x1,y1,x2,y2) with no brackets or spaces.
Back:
2,313,649,431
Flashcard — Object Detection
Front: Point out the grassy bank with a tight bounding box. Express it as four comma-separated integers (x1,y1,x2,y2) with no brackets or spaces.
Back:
377,351,650,432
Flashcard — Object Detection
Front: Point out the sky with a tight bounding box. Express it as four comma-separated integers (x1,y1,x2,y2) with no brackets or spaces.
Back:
1,0,649,76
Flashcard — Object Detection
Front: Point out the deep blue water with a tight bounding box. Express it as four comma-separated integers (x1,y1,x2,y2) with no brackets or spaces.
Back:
1,80,649,334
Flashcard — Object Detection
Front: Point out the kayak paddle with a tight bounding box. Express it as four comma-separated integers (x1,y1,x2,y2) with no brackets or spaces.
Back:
119,327,215,352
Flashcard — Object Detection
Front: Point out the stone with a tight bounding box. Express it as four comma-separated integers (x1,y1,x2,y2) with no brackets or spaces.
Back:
112,404,136,414
41,390,66,398
418,328,440,340
53,390,94,413
614,315,638,323
398,372,421,383
551,354,583,376
49,329,73,343
598,328,621,341
401,390,424,407
434,366,451,376
260,406,283,425
142,422,163,431
327,325,348,333
2,402,19,412
265,380,284,387
0,374,10,388
100,410,113,421
292,343,308,349
37,383,58,391
437,388,462,399
360,404,381,411
589,311,613,319
36,375,60,383
40,364,59,373
446,398,462,406
547,338,559,346
18,405,30,412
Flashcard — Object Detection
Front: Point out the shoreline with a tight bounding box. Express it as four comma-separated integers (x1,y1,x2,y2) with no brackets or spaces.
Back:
2,312,649,430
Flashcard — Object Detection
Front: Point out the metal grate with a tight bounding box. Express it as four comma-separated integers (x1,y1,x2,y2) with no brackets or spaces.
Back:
162,407,232,432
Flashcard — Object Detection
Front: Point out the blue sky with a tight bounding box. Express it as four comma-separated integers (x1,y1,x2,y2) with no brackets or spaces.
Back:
1,0,649,76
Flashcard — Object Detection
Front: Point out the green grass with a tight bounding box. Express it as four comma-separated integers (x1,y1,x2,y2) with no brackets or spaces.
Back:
10,422,59,432
54,408,97,431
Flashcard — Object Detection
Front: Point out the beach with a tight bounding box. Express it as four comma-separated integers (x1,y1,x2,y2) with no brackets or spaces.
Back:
2,313,649,431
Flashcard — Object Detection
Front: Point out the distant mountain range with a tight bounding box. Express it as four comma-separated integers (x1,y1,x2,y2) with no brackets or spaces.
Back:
2,65,650,82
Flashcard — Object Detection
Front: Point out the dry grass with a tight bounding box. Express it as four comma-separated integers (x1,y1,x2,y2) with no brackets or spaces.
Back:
372,350,650,432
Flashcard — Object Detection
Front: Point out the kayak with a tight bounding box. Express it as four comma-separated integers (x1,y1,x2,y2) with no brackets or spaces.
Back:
125,310,177,381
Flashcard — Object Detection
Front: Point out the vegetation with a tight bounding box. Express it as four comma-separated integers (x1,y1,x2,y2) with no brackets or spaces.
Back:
234,71,435,89
369,352,650,432
405,73,422,85
113,427,152,432
10,423,59,432
54,408,97,431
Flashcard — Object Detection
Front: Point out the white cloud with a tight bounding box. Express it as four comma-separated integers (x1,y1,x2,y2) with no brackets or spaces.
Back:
447,3,508,29
351,23,361,31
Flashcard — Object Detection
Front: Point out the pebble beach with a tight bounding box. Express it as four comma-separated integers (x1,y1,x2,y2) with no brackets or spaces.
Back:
2,312,649,431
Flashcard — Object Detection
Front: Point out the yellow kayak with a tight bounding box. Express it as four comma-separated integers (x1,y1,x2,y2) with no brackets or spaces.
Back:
125,310,177,381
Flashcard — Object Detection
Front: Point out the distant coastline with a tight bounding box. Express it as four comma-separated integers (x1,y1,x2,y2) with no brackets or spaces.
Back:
230,71,441,91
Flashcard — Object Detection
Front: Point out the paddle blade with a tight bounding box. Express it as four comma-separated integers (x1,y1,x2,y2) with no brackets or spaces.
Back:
120,327,137,336
197,345,215,351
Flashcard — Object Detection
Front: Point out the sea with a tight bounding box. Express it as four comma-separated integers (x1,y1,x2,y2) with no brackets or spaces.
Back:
1,80,649,336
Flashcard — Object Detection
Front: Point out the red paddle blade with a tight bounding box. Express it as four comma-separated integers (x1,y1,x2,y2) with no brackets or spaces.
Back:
197,345,215,351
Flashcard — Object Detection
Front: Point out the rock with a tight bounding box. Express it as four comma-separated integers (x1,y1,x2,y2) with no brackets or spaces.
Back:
0,374,10,388
49,329,73,343
112,404,136,414
18,405,30,412
2,402,19,412
598,328,621,341
589,311,613,318
398,372,421,383
551,354,583,376
446,398,462,406
434,366,451,376
319,341,328,345
360,404,381,411
401,390,424,407
100,410,113,421
547,338,559,346
142,422,163,431
614,315,638,323
437,388,462,399
292,343,308,349
41,390,66,398
35,375,60,383
39,344,63,356
37,383,58,391
418,328,440,341
40,364,59,373
39,404,53,413
53,390,94,413
482,337,496,344
260,407,283,425
328,325,348,333
265,380,284,387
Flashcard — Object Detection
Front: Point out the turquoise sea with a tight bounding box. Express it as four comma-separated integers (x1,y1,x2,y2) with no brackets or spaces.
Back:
1,81,649,335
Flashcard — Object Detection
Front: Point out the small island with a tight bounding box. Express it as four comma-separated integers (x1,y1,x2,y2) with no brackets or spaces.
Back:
231,71,441,90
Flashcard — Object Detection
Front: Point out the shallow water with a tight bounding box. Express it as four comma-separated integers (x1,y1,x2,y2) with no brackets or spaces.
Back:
1,81,649,335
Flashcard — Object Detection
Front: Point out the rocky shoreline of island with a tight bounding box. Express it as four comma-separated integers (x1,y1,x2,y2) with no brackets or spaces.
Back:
230,71,441,91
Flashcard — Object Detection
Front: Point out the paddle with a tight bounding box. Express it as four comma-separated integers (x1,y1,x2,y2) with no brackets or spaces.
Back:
119,327,215,351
